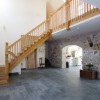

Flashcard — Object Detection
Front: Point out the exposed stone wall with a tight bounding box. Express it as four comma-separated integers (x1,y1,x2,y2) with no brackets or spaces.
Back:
47,32,100,73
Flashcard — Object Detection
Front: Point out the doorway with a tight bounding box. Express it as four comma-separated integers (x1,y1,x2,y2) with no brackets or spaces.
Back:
26,50,37,69
62,45,82,69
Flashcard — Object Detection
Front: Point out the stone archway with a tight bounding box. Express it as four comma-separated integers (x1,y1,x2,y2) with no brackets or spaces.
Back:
62,45,82,69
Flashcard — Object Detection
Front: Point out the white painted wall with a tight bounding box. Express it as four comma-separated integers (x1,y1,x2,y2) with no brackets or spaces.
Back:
10,58,26,74
46,0,64,10
21,59,26,69
46,0,64,18
37,43,46,67
0,0,46,65
11,63,21,75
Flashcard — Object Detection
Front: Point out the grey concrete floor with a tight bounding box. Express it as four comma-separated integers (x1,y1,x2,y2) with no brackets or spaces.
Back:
0,67,100,100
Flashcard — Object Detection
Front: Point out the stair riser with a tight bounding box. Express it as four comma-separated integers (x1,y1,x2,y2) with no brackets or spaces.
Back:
0,76,7,78
0,80,8,85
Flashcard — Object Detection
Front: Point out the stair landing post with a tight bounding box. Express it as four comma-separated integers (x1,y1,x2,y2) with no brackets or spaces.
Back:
5,42,9,80
66,0,71,30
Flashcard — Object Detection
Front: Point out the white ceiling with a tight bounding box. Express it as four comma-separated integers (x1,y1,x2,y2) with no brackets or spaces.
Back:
49,15,100,41
82,0,100,8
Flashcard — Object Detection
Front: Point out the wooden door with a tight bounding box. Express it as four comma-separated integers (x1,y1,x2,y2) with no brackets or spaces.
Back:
26,50,37,69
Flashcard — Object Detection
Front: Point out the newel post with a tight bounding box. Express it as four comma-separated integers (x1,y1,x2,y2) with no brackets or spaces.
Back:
66,0,71,30
5,42,9,74
49,13,53,32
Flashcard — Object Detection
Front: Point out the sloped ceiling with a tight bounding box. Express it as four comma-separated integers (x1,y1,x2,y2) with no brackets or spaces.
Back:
81,0,100,8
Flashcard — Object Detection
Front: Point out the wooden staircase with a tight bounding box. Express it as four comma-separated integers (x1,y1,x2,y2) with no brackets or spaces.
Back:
0,0,100,85
9,30,52,71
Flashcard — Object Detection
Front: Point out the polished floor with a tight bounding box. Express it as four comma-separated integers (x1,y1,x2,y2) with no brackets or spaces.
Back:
0,67,100,100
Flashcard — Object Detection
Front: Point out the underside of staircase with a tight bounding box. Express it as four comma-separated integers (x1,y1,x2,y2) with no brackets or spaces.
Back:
0,0,100,85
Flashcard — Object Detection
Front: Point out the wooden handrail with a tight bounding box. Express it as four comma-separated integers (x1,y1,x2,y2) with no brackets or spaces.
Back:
6,0,100,71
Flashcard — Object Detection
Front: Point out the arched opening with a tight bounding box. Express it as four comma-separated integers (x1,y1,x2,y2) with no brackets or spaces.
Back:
62,45,82,69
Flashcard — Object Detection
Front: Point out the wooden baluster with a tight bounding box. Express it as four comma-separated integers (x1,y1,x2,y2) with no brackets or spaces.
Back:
43,23,45,34
76,0,78,19
39,27,41,35
44,23,45,33
44,22,46,33
27,34,29,47
73,0,75,20
63,6,64,24
47,19,49,32
37,27,39,36
14,45,16,57
52,15,55,31
18,41,20,54
22,36,24,52
34,30,36,36
54,15,55,30
46,20,48,32
45,20,47,32
27,35,29,47
63,6,65,25
59,11,60,29
50,15,53,31
30,32,32,45
36,29,38,36
40,26,42,35
75,0,76,19
55,14,56,30
10,48,11,62
45,22,46,33
11,48,13,62
66,0,71,30
16,43,18,56
84,2,86,16
41,24,43,34
5,42,9,74
52,16,54,31
13,45,15,58
55,12,57,29
39,26,42,35
57,12,58,29
38,28,40,36
20,40,21,53
61,8,62,27
24,36,25,50
82,1,83,16
36,29,37,36
86,3,88,13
